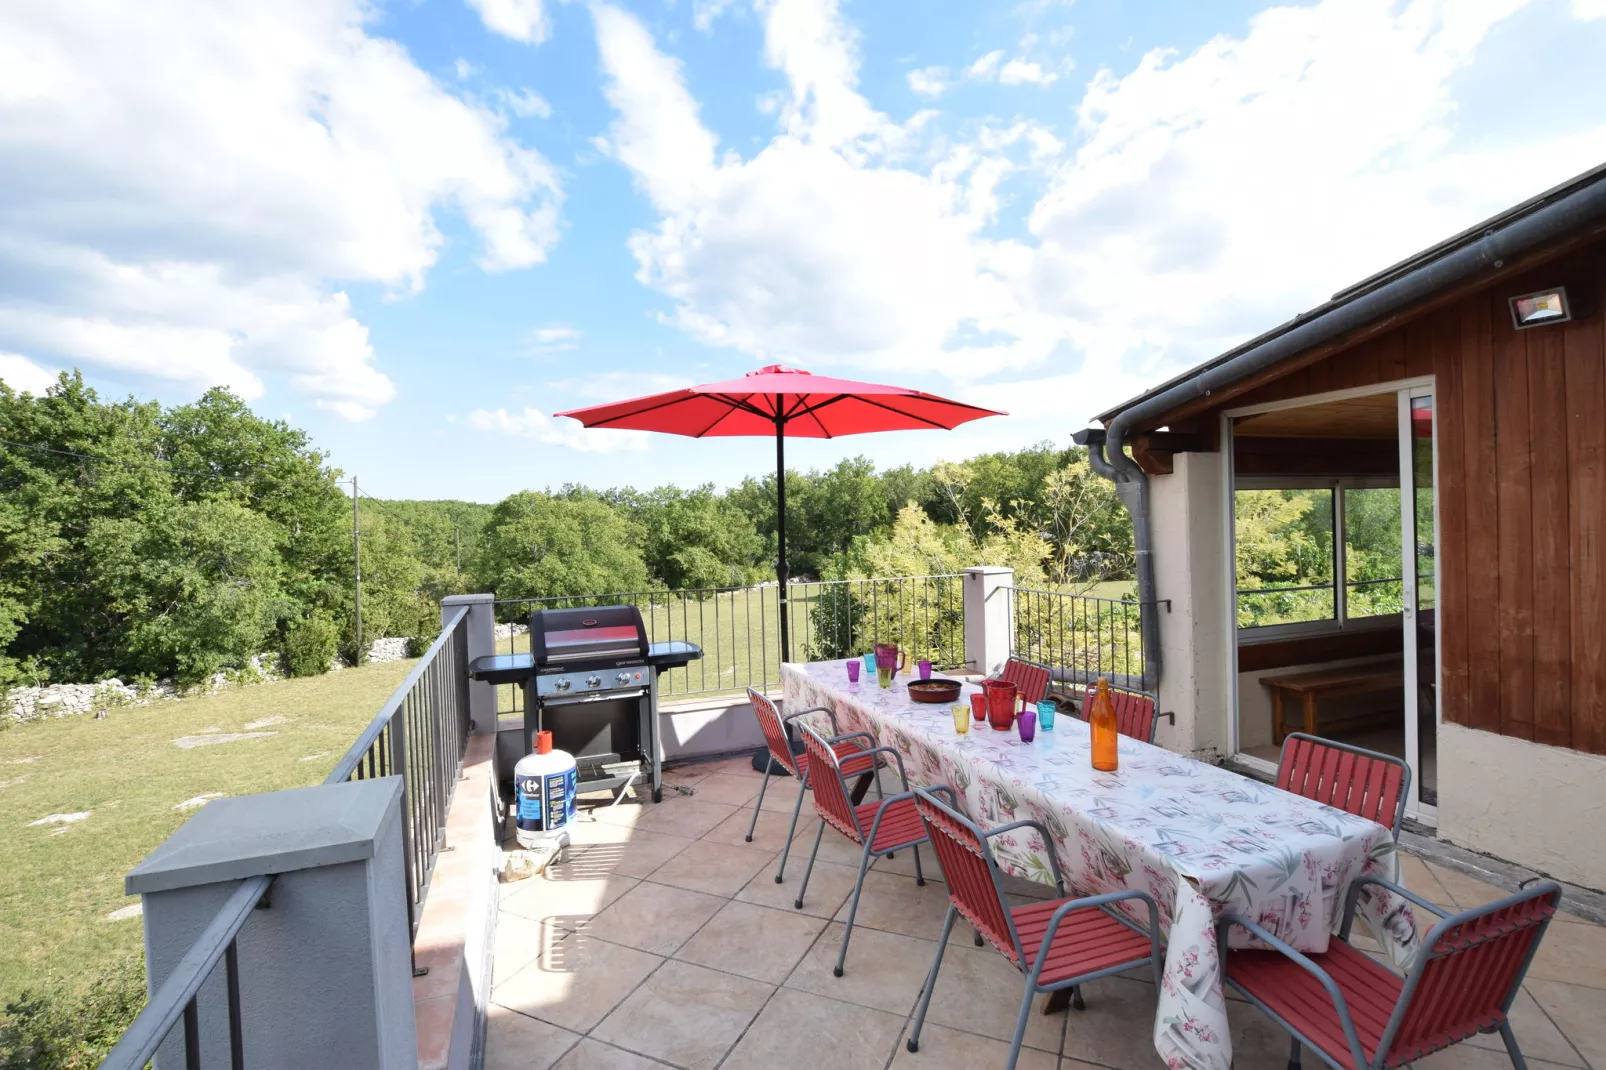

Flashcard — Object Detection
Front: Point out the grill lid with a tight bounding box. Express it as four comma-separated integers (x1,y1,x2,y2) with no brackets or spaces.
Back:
530,606,649,665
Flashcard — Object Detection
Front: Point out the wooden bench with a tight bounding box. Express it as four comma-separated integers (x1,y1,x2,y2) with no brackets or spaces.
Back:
1261,660,1404,746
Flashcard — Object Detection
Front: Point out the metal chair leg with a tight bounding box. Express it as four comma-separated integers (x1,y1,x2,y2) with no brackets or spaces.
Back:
1500,1023,1528,1070
746,755,773,842
1005,980,1036,1070
834,841,875,977
1071,985,1085,1011
973,927,984,947
912,843,925,887
907,904,958,1053
794,819,826,909
773,775,807,883
1287,1036,1301,1069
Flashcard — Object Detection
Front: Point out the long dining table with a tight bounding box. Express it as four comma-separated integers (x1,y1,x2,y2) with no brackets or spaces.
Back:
781,661,1421,1070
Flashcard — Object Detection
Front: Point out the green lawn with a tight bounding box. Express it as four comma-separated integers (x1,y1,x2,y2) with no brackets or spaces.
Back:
0,659,418,1003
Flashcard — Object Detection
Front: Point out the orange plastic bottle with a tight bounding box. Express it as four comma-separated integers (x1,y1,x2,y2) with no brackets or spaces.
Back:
1089,677,1119,772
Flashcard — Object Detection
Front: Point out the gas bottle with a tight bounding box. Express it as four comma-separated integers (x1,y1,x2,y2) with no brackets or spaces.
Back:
513,730,577,848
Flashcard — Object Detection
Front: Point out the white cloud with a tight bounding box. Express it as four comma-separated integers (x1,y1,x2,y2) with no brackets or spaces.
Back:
533,325,582,345
998,57,1058,86
0,353,58,395
498,87,553,118
454,58,477,79
545,370,693,401
592,0,1606,427
906,66,949,97
466,407,650,452
693,0,741,31
1574,0,1606,16
0,0,561,419
466,0,549,44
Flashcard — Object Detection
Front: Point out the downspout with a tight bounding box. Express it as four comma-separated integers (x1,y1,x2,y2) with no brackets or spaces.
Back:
1080,170,1606,696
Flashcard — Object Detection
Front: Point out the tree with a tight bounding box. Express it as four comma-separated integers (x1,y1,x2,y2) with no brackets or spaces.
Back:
634,485,764,590
476,492,650,611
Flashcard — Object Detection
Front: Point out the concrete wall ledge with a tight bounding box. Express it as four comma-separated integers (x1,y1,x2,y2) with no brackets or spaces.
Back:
413,733,498,1070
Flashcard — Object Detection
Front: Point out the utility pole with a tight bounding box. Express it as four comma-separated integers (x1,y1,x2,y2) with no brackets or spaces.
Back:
352,475,362,666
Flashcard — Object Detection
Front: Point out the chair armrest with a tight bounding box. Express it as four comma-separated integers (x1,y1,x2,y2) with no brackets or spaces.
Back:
783,705,839,733
1035,890,1162,976
1218,913,1369,1070
921,784,959,807
1339,874,1449,941
824,730,879,753
852,744,910,789
981,819,1066,892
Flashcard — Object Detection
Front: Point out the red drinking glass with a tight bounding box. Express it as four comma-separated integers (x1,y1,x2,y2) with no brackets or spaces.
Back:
983,680,1017,731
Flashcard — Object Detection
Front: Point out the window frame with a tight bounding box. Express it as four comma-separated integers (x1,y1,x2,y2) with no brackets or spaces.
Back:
1233,474,1403,642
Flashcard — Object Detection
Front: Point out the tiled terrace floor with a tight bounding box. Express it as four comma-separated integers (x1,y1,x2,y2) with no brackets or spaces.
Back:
487,755,1606,1070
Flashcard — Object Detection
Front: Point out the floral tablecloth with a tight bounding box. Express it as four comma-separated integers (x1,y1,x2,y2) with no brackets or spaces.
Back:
782,662,1419,1070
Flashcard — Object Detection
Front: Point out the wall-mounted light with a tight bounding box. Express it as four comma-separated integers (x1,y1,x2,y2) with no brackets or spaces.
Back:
1509,287,1572,330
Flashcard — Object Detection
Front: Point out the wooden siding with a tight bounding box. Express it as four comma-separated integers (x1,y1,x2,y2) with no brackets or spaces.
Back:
1195,243,1606,754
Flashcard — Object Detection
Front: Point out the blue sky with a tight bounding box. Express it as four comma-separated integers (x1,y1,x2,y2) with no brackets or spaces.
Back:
2,0,1604,501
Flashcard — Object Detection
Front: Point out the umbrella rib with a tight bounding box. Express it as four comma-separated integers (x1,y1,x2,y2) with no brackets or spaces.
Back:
837,394,965,430
693,405,742,438
575,392,696,427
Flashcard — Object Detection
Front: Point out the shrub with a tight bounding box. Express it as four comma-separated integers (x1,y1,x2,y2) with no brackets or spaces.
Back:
283,614,339,677
0,957,145,1070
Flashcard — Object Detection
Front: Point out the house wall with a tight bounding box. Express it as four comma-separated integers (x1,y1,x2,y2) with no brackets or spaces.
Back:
1181,240,1606,757
1439,723,1606,891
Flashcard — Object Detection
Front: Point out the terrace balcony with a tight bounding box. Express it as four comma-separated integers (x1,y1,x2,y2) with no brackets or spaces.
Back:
100,573,1606,1070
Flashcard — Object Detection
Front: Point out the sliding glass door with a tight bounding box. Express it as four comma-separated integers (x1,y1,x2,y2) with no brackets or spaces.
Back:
1401,390,1439,810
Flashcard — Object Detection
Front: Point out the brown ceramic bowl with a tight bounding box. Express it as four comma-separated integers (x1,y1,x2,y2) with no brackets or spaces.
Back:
906,678,963,704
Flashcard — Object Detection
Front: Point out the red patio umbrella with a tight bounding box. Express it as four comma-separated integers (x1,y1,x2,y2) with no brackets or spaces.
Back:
555,364,1004,659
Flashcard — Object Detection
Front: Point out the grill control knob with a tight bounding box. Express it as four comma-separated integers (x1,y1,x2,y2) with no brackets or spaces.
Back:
586,675,602,688
553,678,571,692
616,672,631,685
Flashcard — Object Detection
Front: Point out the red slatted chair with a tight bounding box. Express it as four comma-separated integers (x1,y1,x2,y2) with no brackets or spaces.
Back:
1079,683,1159,744
1276,732,1411,839
905,788,1163,1070
1220,876,1561,1070
998,658,1051,705
792,719,928,978
744,687,881,884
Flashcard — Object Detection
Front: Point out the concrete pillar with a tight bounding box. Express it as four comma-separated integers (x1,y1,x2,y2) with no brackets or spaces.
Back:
963,566,1014,676
442,593,496,735
127,778,416,1070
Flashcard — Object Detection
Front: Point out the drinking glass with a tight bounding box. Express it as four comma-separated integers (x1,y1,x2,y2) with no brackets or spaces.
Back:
969,692,988,728
1036,699,1056,730
862,653,876,676
1017,710,1037,743
846,659,860,683
877,665,894,688
917,659,932,680
951,703,970,734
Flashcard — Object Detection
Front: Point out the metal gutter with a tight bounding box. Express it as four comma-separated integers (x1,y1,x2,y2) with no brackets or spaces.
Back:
1081,162,1606,693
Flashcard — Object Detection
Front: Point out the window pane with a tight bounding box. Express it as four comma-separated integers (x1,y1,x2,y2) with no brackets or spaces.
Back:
1235,488,1335,628
1343,487,1403,618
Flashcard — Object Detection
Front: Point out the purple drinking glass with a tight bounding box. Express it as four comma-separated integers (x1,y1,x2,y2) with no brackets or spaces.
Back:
917,659,932,680
846,658,860,683
1017,709,1037,743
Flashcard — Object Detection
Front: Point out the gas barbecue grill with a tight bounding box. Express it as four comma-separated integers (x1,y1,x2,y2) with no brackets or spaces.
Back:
469,606,700,804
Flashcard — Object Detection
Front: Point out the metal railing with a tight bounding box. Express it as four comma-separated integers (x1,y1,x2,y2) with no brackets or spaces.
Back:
1005,586,1158,691
491,574,963,714
98,607,472,1070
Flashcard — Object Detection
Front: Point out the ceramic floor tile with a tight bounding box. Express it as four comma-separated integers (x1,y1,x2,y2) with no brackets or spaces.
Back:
736,855,859,919
832,868,953,943
1423,862,1506,910
493,910,561,988
484,1004,582,1070
552,1039,675,1070
645,838,773,897
1410,1045,1582,1068
704,800,807,854
722,985,907,1070
564,829,696,880
1527,978,1606,1068
915,941,1064,1053
501,872,640,931
1059,976,1163,1069
633,797,739,838
784,921,934,1015
1228,998,1309,1069
682,772,763,806
578,880,727,955
760,780,818,813
591,959,773,1070
1526,918,1606,989
874,846,947,883
1464,985,1585,1066
674,900,828,984
894,1022,1059,1070
491,934,663,1034
1397,852,1455,906
795,823,879,867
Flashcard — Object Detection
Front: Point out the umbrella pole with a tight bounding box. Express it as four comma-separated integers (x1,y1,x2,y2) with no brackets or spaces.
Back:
775,417,790,663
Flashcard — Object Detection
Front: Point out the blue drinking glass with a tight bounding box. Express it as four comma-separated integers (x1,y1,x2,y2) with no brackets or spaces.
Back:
1036,699,1057,730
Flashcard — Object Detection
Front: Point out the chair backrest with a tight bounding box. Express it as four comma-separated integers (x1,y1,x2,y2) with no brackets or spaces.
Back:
1381,882,1560,1066
1081,684,1158,744
1000,658,1051,705
912,790,1021,963
1276,733,1410,836
797,721,865,843
746,687,799,777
